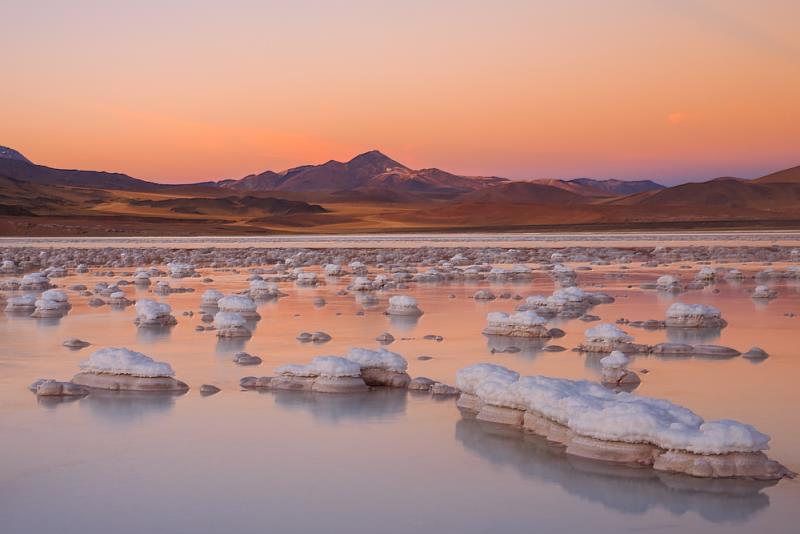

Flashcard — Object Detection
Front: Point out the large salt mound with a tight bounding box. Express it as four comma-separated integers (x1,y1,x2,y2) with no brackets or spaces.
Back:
585,323,633,342
135,299,173,322
79,347,175,377
218,295,258,315
458,364,770,455
665,302,726,328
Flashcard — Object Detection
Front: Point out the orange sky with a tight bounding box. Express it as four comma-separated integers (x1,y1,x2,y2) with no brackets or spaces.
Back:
1,0,799,184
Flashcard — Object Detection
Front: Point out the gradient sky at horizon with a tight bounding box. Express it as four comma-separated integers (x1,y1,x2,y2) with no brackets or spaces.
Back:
1,0,799,185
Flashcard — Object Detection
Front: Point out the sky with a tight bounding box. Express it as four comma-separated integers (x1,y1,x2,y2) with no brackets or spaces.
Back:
1,0,799,185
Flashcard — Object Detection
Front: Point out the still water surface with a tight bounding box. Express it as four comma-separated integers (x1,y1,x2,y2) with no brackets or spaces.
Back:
1,247,798,533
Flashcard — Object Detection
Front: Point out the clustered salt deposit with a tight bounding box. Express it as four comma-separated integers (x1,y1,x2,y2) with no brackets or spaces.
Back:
455,364,790,479
214,311,251,338
599,351,640,388
134,299,177,327
665,302,726,328
483,311,549,338
386,295,423,316
217,295,260,319
579,323,637,353
71,347,188,391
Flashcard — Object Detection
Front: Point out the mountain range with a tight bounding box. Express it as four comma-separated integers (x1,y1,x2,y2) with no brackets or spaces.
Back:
0,145,798,236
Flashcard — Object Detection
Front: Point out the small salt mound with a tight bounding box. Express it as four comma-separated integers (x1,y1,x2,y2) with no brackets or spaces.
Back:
79,347,175,377
389,295,417,308
201,289,224,305
6,294,36,308
345,347,408,372
33,298,61,311
41,289,68,303
135,299,172,321
218,295,257,313
585,323,633,342
214,311,246,329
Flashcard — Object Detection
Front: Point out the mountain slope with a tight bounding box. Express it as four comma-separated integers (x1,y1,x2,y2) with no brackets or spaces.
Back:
458,181,589,204
224,150,507,197
0,146,32,163
754,165,800,184
610,178,800,209
0,157,161,192
567,178,664,195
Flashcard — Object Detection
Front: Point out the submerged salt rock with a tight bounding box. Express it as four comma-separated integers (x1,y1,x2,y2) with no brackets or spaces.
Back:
72,347,188,392
386,295,423,316
63,338,90,349
653,450,791,480
408,377,436,391
742,347,769,360
199,384,221,396
483,311,549,338
651,343,695,356
375,332,395,345
665,302,726,328
134,299,177,327
233,352,262,366
430,383,459,396
691,345,741,358
35,380,89,397
473,290,496,301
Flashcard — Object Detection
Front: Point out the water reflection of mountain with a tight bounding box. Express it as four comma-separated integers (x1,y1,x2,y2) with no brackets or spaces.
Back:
485,335,546,359
78,389,185,424
455,416,774,523
266,388,408,424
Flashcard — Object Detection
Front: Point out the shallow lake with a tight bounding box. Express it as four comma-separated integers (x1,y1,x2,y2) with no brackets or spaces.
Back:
1,235,799,533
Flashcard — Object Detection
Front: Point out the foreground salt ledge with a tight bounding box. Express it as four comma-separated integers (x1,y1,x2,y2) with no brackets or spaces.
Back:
454,364,791,480
71,347,188,392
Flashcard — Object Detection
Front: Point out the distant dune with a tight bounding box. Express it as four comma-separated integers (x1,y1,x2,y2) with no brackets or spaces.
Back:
1,146,798,235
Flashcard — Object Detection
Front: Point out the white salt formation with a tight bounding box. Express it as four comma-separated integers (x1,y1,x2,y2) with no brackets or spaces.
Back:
752,285,777,299
31,298,65,318
665,302,727,328
295,271,318,286
344,347,411,387
217,295,260,319
5,294,36,312
134,299,177,327
201,289,224,306
72,347,188,391
455,364,790,479
214,312,252,338
482,311,549,338
656,275,680,292
20,272,52,290
272,356,368,393
168,262,196,278
386,295,423,316
599,351,640,388
249,279,282,299
579,323,639,353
